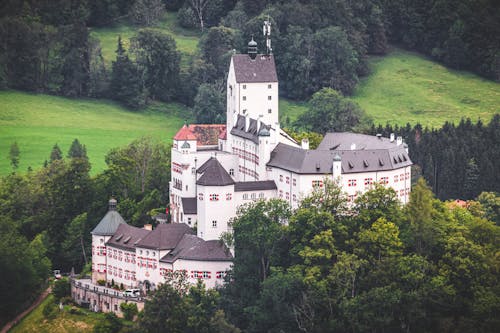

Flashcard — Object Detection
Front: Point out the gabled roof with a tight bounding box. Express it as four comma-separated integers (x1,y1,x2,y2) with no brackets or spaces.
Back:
232,54,278,83
136,223,194,250
173,124,226,146
197,157,235,186
267,132,412,174
91,206,127,236
181,197,197,215
106,224,150,251
234,180,277,192
160,234,233,263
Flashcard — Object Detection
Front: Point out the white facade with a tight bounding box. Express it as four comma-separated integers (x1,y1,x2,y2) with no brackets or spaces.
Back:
170,47,413,243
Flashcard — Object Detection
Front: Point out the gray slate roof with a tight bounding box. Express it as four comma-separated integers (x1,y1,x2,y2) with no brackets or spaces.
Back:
91,210,127,236
267,132,412,174
136,223,194,250
234,180,277,192
230,114,271,144
197,157,235,186
160,234,233,263
106,224,150,251
232,54,277,83
181,197,197,215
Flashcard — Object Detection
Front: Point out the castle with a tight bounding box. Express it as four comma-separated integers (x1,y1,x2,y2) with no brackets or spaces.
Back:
72,26,412,315
170,33,412,242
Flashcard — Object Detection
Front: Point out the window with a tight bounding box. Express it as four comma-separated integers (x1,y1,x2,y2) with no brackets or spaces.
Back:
279,190,283,198
400,173,404,180
268,96,272,100
229,168,234,176
293,178,296,186
212,220,217,228
216,271,226,279
187,217,192,225
380,177,389,185
394,175,399,182
210,194,219,201
312,180,323,188
229,85,232,96
192,167,196,175
286,176,290,184
279,175,283,182
286,192,290,200
268,108,272,114
405,172,410,180
243,193,249,200
242,96,246,101
293,194,297,202
185,185,188,191
243,109,247,114
251,193,256,200
243,84,247,89
259,192,264,199
348,194,357,202
226,193,232,200
348,179,357,187
268,84,272,89
198,193,204,201
364,178,373,186
203,271,211,279
400,189,405,196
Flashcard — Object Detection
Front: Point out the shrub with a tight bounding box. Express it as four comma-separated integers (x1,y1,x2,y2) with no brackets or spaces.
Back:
120,302,138,321
52,278,70,301
97,279,106,286
42,301,58,319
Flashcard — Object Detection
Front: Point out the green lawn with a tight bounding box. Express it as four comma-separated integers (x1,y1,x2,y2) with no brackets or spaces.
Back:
279,99,309,127
352,48,500,127
10,295,104,333
0,90,188,176
91,12,200,69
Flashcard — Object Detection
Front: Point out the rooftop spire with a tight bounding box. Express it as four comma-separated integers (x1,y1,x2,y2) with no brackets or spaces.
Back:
109,198,117,211
248,36,257,59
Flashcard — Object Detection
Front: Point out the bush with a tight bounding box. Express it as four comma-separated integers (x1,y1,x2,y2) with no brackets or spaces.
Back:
60,296,74,305
120,302,139,321
42,301,58,319
52,278,70,301
69,306,84,315
94,312,122,333
178,5,198,29
97,279,106,286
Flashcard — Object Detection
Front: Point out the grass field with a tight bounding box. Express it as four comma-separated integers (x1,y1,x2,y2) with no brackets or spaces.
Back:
10,295,104,333
279,99,309,127
0,90,188,176
91,12,200,69
352,48,500,127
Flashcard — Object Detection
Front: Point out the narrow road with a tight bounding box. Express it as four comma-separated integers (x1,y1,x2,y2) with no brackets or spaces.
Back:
0,286,52,333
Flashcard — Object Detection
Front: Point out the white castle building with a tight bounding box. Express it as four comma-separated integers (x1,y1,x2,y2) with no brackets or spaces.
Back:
170,34,413,242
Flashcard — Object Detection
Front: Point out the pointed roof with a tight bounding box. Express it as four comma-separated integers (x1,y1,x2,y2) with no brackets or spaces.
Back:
136,223,194,250
173,124,226,146
196,157,235,186
232,54,278,83
91,199,127,236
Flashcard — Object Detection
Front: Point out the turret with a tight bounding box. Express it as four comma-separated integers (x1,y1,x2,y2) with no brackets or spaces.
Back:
248,37,257,60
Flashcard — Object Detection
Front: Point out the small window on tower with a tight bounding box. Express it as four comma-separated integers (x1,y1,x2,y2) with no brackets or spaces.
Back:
268,109,272,114
268,96,272,100
243,84,247,89
212,220,217,228
229,168,234,176
243,96,246,101
268,84,272,89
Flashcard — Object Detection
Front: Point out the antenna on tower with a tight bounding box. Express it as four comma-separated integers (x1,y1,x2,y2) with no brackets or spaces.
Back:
263,17,272,55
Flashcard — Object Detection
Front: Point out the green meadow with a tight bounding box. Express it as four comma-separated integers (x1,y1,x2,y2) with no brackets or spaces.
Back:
352,48,500,127
90,12,200,69
280,48,500,128
0,91,188,176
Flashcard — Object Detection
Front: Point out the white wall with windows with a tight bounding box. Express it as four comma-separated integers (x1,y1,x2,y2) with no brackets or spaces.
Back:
197,184,236,240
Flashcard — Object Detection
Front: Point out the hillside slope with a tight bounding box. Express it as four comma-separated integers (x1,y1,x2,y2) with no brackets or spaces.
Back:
0,91,188,175
352,48,500,127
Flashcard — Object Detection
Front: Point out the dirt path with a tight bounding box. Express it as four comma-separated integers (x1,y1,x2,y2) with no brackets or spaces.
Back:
0,286,52,333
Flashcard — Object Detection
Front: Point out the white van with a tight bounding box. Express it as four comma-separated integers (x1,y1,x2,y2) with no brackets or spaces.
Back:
123,289,140,298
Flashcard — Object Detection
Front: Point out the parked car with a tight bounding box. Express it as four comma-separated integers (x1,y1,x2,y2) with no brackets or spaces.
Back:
123,289,140,298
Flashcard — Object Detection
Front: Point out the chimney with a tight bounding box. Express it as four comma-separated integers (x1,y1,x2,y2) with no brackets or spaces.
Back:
390,133,395,142
245,115,250,132
396,136,403,146
143,224,152,231
350,143,356,150
301,138,309,150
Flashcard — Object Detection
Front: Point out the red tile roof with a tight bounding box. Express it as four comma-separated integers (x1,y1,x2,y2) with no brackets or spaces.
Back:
173,124,226,146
